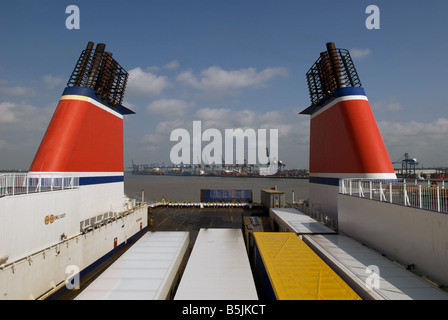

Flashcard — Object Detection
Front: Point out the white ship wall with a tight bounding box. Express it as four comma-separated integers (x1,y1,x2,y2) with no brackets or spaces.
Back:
0,189,81,262
0,204,147,300
308,183,338,219
338,194,448,287
78,181,125,221
0,181,127,263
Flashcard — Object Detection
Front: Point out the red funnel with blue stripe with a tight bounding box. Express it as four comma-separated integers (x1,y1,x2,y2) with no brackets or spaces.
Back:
29,87,133,183
28,42,134,219
300,43,396,218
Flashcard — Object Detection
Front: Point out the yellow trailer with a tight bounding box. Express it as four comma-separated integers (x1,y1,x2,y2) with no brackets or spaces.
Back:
252,232,361,300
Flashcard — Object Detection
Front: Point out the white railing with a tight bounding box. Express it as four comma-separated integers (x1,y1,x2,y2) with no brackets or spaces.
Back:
339,179,448,213
0,173,79,198
292,202,338,231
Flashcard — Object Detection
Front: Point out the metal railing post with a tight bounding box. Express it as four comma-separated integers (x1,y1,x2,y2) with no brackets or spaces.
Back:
379,182,383,202
419,185,422,209
389,182,392,203
401,181,404,206
358,180,361,197
403,180,409,206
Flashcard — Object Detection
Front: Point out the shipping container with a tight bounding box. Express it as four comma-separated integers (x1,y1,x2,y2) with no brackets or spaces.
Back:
252,232,361,300
261,189,285,208
270,208,336,235
242,216,271,264
200,189,253,203
75,231,189,300
174,228,258,300
303,234,448,300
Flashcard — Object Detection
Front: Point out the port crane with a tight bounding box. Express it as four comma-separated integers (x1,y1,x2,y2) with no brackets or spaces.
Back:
393,153,418,178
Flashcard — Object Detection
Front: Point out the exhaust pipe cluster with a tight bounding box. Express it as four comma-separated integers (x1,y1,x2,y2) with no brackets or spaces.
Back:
305,42,361,107
67,42,129,106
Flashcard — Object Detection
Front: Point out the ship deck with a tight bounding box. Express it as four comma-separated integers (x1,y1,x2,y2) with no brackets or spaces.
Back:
149,206,267,245
52,205,269,300
52,205,448,301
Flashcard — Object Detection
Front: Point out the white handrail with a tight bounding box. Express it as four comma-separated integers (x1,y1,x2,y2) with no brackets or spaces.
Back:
339,178,448,214
0,173,79,198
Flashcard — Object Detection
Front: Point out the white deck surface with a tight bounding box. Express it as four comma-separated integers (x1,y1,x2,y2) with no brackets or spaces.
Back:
303,234,448,300
75,231,189,300
270,208,336,234
174,228,258,300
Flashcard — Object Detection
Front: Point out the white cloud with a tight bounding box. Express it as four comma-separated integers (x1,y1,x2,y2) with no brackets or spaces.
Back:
372,98,403,112
378,118,448,165
142,119,188,151
147,66,160,72
350,48,372,59
43,74,65,89
163,60,180,70
137,101,316,168
193,107,301,139
122,100,137,113
0,101,55,168
141,105,448,168
126,67,171,96
0,102,19,123
192,107,309,165
380,118,448,144
194,107,236,129
0,80,35,97
146,98,194,116
176,66,288,92
0,101,48,124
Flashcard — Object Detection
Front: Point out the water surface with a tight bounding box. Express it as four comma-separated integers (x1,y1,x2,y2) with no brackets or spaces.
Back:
124,173,309,204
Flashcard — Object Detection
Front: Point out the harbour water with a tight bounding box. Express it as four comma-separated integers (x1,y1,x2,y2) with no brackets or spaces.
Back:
123,173,309,204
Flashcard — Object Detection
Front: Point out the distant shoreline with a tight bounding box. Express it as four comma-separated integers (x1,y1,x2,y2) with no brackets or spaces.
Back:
126,172,309,179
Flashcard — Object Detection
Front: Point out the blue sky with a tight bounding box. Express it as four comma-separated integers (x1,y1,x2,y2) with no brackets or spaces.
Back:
1,0,448,170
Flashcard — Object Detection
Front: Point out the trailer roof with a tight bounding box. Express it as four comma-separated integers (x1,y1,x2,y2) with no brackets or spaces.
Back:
270,208,336,234
303,234,448,300
253,232,360,300
174,228,258,300
75,231,189,300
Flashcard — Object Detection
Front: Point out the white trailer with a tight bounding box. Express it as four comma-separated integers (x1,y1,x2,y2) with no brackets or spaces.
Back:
303,234,448,300
75,231,189,300
270,208,336,235
174,228,258,300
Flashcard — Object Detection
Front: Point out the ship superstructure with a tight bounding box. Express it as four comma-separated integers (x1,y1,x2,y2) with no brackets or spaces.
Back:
300,42,396,219
301,43,448,289
0,42,147,300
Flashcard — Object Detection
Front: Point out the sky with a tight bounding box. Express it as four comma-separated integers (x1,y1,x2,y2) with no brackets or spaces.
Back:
1,0,448,171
